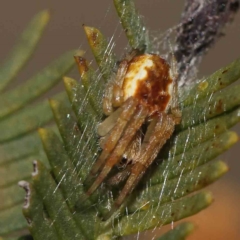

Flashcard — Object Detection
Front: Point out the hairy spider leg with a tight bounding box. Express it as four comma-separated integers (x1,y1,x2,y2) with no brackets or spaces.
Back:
171,85,182,124
107,114,176,217
82,105,149,201
107,49,140,110
97,107,122,137
169,51,182,122
123,130,142,160
103,82,114,115
139,114,176,169
87,97,138,180
107,132,142,186
103,60,128,115
107,165,132,186
112,60,128,107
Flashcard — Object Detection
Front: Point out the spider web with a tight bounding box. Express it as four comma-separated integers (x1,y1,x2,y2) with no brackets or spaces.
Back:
35,1,240,239
72,6,187,238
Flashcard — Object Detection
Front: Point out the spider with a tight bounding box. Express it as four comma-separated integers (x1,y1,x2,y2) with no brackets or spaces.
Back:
81,50,182,216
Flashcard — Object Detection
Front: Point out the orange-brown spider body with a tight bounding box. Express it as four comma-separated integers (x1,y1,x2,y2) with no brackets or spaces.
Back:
82,52,181,217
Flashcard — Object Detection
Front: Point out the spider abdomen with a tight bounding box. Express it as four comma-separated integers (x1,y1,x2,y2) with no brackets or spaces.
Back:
123,54,173,114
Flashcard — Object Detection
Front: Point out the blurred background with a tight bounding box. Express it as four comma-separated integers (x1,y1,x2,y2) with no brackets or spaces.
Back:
1,1,240,239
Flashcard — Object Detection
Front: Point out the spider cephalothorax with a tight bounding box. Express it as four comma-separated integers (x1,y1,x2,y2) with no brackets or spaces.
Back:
82,51,181,216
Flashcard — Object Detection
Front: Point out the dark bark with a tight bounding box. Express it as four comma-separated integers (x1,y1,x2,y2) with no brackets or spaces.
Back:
175,0,239,86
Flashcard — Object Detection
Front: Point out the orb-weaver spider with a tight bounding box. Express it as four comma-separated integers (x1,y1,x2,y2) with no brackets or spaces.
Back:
79,50,181,216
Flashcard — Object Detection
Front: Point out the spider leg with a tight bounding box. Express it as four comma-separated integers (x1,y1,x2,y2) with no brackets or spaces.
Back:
97,107,122,137
112,60,128,107
171,79,181,124
123,130,142,162
103,81,114,115
105,50,139,111
99,106,142,149
107,114,176,216
88,97,138,179
82,105,148,200
125,49,141,61
107,165,131,186
111,48,142,108
107,131,142,186
169,52,182,123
